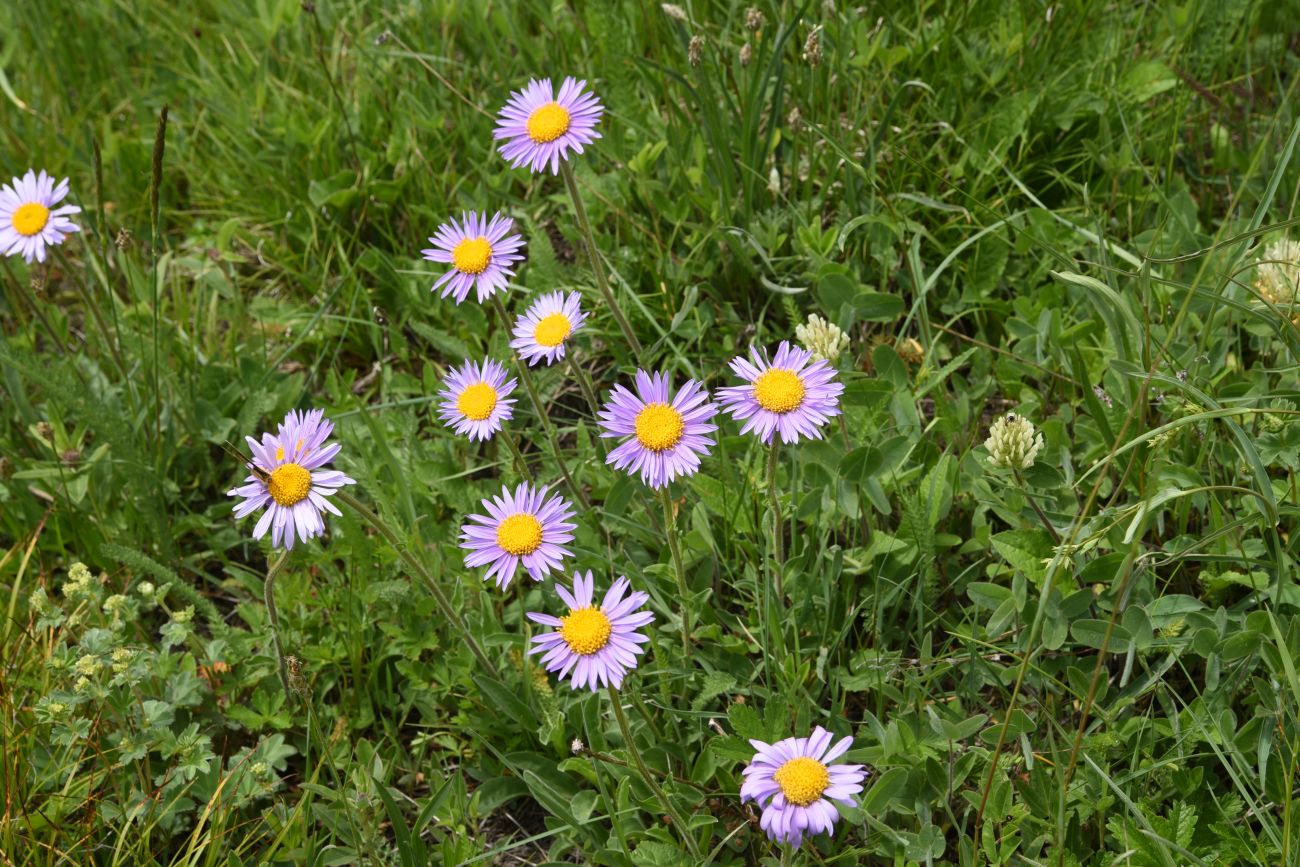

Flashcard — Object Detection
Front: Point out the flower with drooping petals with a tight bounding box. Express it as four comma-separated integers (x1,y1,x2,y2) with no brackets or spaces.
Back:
422,211,525,304
228,409,356,549
437,358,517,441
598,370,719,488
527,571,653,691
717,341,843,444
510,290,587,366
0,169,81,264
741,726,867,848
1255,237,1300,308
460,483,576,589
494,77,604,174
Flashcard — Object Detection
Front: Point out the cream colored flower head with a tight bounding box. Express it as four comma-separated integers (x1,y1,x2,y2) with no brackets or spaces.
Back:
985,412,1044,470
1255,238,1300,307
795,314,850,364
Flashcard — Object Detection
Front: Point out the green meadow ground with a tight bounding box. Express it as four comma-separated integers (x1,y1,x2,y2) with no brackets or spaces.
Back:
3,0,1300,864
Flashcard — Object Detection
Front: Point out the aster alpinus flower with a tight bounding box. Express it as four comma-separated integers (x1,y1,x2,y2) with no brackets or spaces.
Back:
741,726,867,848
228,409,355,549
510,290,587,366
422,211,525,304
0,169,80,263
718,341,843,444
526,571,653,691
494,77,604,174
598,370,719,488
437,358,517,441
460,483,576,589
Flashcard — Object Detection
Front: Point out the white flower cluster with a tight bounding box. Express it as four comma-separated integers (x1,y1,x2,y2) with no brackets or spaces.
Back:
984,412,1044,470
795,314,849,364
1255,238,1300,307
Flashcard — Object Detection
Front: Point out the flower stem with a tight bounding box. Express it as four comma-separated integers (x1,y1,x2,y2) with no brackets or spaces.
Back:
766,441,785,600
334,488,498,678
490,295,589,509
567,352,608,459
608,686,701,857
1013,468,1062,545
498,426,535,483
659,488,692,656
263,549,293,704
559,161,643,361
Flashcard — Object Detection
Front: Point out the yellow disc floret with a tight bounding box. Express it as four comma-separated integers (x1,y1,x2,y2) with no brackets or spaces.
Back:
753,368,805,413
457,382,498,421
634,403,685,452
560,607,613,655
267,463,312,507
773,756,830,807
534,312,572,347
452,236,492,275
527,102,571,144
496,513,543,556
12,202,50,237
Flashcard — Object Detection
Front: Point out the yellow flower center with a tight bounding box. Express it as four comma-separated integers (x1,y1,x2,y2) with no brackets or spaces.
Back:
560,607,613,655
773,756,830,807
496,513,543,556
634,403,685,452
753,368,805,413
527,101,571,144
267,463,311,507
452,236,492,275
534,312,572,347
12,202,50,237
457,382,498,421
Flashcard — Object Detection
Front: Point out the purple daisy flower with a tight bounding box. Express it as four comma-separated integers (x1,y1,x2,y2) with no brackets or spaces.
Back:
228,409,356,550
460,483,576,589
526,571,653,691
493,77,604,174
509,290,587,366
741,726,867,848
422,211,525,304
717,341,844,444
437,358,518,441
0,169,81,264
598,370,719,489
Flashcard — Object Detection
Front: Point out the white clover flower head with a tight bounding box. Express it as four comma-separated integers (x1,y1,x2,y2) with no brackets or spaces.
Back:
1255,238,1300,307
985,411,1044,470
795,313,850,364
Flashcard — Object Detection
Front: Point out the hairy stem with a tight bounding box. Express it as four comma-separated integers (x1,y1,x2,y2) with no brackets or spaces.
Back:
559,161,643,360
608,686,701,857
263,549,293,703
659,488,692,656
